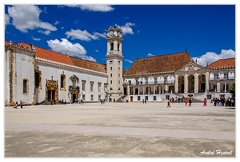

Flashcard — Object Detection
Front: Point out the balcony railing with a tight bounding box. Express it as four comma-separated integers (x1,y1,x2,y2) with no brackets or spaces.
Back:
125,80,175,86
210,76,235,81
69,86,80,91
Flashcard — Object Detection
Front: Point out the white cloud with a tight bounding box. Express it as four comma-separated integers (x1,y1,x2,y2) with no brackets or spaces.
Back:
5,14,10,26
7,5,57,33
54,20,59,25
95,50,99,52
120,22,135,35
124,59,134,64
66,29,104,41
65,5,114,12
147,53,155,57
94,32,106,38
38,30,51,35
32,37,41,41
82,56,97,62
193,49,235,67
47,38,87,57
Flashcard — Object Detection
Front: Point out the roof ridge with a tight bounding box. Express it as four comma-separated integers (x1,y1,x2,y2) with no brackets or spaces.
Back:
70,56,106,66
138,51,188,59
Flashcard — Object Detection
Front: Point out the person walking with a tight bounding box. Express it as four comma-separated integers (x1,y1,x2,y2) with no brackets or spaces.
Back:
13,101,18,109
189,98,192,107
203,98,207,106
20,100,23,109
185,98,188,106
167,99,171,108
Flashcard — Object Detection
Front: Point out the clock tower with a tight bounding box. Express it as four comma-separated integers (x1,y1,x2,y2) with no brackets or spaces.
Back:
106,25,123,102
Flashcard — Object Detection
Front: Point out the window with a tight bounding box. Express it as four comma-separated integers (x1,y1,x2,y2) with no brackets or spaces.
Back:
82,80,86,91
153,96,157,101
207,95,212,99
35,71,41,88
110,73,112,77
118,80,120,84
110,87,113,90
23,79,28,94
110,67,112,70
98,83,101,92
104,84,107,92
90,82,94,92
110,80,112,84
166,95,170,100
145,96,148,100
137,96,141,101
82,95,85,100
60,74,66,90
110,42,114,50
224,73,228,80
109,60,113,64
91,95,94,101
214,74,219,80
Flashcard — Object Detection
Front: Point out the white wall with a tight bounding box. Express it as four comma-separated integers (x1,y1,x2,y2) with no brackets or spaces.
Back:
13,49,35,104
37,62,107,103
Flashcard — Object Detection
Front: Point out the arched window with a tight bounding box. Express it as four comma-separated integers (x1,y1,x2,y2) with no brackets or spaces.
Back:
110,42,114,50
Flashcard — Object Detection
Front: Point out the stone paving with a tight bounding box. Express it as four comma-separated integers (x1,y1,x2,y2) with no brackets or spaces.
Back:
5,102,235,157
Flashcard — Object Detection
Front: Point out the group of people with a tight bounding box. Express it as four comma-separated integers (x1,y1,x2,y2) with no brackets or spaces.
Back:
167,98,193,108
211,97,235,107
13,100,23,109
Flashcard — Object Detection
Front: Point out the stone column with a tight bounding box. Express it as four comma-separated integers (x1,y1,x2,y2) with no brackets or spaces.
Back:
184,74,188,93
175,74,178,93
224,82,227,92
127,85,130,95
165,85,168,93
194,73,199,93
143,86,145,94
217,83,220,92
205,72,209,92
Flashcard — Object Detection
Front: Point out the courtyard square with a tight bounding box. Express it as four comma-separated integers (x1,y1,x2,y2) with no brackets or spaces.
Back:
5,102,235,157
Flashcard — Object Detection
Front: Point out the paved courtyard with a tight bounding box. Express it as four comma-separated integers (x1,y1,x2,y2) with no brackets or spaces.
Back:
5,102,235,157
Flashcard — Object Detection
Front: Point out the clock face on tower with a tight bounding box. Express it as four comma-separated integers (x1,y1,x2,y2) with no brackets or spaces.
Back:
117,31,122,37
109,30,113,36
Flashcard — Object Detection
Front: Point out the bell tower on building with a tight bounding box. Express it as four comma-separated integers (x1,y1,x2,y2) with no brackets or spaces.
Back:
106,25,123,102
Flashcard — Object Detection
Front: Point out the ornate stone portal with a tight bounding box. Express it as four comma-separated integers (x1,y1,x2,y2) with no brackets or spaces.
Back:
45,77,58,104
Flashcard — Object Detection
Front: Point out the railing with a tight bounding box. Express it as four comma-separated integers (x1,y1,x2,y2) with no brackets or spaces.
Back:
125,80,175,86
69,86,80,91
210,76,235,81
129,90,174,95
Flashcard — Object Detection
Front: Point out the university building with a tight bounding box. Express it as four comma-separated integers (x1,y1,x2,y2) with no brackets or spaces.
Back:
4,26,235,105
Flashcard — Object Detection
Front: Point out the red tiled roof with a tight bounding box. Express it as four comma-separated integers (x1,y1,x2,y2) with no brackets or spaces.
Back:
70,57,106,73
5,41,107,73
35,46,75,66
125,52,192,75
207,58,235,69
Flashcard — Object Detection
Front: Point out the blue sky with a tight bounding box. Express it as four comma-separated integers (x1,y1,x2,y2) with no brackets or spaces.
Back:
4,4,236,70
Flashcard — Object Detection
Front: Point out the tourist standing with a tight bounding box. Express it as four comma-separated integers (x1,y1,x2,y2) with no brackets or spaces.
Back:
189,98,192,107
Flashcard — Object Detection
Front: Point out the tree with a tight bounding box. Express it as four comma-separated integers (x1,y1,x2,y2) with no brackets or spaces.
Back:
230,82,235,98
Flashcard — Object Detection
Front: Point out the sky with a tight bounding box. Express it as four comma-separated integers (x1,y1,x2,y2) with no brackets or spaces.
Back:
4,3,236,71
